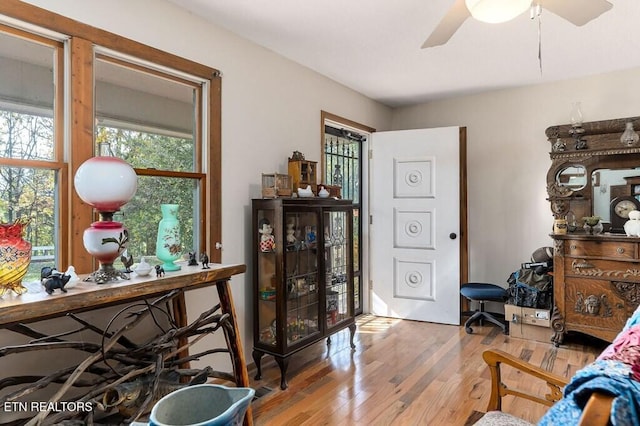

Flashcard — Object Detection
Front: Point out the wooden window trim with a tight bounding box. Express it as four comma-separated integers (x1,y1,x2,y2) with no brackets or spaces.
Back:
0,0,223,269
0,24,68,267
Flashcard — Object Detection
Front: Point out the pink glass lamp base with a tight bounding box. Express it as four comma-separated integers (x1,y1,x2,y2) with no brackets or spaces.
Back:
82,218,130,284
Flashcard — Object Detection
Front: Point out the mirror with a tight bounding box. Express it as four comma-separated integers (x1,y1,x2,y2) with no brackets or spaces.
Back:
556,165,587,190
592,167,640,222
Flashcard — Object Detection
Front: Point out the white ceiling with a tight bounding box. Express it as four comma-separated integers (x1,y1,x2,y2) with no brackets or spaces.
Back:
167,0,640,107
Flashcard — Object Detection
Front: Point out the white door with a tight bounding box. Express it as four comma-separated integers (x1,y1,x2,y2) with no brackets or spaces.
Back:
370,127,461,325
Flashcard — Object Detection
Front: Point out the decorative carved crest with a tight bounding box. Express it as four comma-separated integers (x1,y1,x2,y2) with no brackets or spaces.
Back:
575,292,612,317
611,281,640,310
547,182,573,198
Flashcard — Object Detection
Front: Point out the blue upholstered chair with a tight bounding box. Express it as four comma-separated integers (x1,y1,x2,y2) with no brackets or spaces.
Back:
460,283,508,334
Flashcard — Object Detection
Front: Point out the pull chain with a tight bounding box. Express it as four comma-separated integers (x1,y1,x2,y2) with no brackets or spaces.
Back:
531,2,543,75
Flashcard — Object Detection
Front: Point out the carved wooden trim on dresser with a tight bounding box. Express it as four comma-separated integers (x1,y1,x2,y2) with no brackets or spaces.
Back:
611,281,640,311
571,259,640,279
547,115,640,345
553,239,564,257
550,305,565,346
574,292,613,317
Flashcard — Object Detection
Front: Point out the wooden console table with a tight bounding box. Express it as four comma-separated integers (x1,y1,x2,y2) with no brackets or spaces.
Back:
0,262,252,425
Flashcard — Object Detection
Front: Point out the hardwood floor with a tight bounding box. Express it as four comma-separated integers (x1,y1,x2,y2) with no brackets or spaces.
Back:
248,314,608,425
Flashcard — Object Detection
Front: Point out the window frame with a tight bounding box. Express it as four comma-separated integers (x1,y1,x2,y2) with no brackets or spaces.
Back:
0,0,222,273
0,23,67,267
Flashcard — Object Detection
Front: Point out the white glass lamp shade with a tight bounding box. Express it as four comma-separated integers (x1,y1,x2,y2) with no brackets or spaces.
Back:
465,0,531,23
74,156,138,212
570,102,584,127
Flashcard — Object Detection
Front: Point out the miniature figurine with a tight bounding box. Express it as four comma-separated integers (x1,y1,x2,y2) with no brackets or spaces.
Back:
155,265,165,278
286,223,296,244
305,225,316,244
133,257,152,276
40,266,57,281
200,252,210,269
290,150,305,161
120,251,134,273
297,185,314,198
43,274,71,294
259,223,276,252
40,266,71,295
188,252,199,266
318,186,330,198
63,265,81,288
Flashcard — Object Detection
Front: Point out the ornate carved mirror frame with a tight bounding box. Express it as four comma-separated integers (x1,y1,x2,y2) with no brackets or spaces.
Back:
546,116,640,222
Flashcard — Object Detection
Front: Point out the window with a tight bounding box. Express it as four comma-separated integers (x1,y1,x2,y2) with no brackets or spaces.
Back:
0,3,222,279
94,53,206,268
0,25,64,279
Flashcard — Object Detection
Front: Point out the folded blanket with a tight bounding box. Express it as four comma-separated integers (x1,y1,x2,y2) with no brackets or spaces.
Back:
538,360,640,425
539,319,640,425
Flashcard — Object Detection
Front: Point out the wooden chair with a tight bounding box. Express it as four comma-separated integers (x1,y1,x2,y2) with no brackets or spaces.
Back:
476,349,614,426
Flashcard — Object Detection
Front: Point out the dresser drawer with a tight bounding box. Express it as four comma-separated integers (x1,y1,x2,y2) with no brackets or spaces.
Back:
563,257,640,283
563,277,630,332
564,239,636,260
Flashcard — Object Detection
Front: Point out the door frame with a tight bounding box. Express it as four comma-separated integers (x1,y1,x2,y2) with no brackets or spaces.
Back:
458,128,469,299
320,111,374,316
319,117,468,317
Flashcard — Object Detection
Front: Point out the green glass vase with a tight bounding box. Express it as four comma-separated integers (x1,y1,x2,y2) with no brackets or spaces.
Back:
155,204,182,271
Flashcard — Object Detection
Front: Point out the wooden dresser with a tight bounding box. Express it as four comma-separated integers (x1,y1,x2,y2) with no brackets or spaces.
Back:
545,115,640,345
551,234,640,344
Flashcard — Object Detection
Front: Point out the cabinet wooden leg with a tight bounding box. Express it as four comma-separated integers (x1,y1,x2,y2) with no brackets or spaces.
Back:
326,336,331,345
275,357,289,390
252,350,264,380
349,323,356,349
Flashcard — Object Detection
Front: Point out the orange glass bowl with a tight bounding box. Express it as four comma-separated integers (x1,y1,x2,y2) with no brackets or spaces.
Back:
0,218,32,297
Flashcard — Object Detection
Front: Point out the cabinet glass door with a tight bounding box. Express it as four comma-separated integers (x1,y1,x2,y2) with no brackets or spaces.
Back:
284,210,320,346
256,207,277,347
324,210,351,328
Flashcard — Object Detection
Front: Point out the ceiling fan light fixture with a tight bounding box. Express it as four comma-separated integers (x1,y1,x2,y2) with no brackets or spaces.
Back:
465,0,531,24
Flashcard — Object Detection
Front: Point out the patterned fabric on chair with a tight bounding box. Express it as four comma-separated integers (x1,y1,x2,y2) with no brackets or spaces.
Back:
473,411,534,426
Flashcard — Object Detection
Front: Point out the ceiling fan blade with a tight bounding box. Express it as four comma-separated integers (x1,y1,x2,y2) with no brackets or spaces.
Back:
542,0,613,26
421,0,470,48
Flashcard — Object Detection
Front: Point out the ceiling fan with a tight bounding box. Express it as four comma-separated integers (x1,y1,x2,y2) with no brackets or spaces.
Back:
422,0,613,48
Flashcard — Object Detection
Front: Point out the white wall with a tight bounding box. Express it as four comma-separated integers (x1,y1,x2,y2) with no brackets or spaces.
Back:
15,0,392,374
392,68,640,286
13,0,640,382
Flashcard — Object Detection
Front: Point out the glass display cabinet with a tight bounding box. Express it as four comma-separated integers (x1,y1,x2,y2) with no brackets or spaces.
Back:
252,198,355,389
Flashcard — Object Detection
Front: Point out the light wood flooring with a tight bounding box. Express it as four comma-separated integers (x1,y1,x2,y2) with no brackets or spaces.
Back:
248,314,608,426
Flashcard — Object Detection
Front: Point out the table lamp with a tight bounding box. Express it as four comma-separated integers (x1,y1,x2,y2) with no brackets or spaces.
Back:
74,143,138,283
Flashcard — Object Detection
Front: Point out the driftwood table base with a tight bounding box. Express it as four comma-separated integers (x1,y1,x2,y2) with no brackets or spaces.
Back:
0,263,251,426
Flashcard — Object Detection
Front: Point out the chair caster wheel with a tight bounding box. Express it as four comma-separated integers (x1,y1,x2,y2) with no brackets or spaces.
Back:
465,327,473,334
